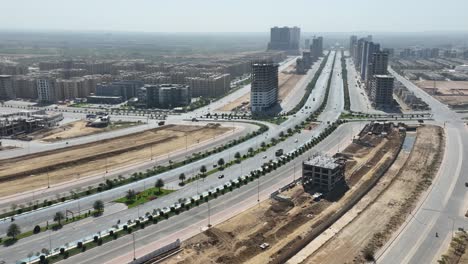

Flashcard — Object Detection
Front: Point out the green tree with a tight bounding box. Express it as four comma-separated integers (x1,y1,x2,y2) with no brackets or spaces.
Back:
218,158,225,167
179,173,186,183
200,165,207,175
126,189,136,201
93,200,104,213
53,211,65,226
248,147,254,154
234,152,241,160
155,179,165,193
7,223,21,239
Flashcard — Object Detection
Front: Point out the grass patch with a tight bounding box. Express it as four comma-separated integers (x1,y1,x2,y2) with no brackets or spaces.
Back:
114,188,174,208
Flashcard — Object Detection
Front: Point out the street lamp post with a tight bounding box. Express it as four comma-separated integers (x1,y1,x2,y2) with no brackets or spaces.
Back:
132,233,136,260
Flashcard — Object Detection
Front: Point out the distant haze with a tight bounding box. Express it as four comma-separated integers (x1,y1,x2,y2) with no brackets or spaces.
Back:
1,0,467,33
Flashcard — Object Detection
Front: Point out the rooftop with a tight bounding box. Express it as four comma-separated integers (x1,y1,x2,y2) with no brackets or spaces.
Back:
304,155,342,170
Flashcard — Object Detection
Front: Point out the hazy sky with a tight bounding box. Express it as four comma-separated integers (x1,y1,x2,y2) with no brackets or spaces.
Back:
1,0,467,33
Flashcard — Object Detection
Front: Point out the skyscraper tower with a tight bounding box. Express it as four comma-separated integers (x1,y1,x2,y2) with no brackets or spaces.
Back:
250,61,279,113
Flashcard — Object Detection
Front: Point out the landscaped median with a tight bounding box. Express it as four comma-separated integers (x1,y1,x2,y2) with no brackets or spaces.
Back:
341,50,350,111
20,119,347,264
0,122,269,222
1,209,102,247
288,51,331,115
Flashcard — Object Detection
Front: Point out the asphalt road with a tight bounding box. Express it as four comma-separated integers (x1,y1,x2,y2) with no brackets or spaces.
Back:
376,68,468,264
4,51,351,264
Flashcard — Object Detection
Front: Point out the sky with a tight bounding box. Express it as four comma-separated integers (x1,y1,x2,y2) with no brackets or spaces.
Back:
1,0,467,33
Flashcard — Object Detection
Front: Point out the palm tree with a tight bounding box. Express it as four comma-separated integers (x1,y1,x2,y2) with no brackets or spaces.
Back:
7,223,20,239
155,179,164,194
179,173,186,183
53,211,65,226
93,200,104,213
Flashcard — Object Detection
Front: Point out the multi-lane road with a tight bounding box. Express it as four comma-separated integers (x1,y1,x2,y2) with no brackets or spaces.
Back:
4,49,463,264
376,68,468,264
1,52,349,263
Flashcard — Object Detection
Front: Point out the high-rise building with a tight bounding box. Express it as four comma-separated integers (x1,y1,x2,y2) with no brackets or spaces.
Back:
305,39,310,49
37,78,56,103
366,51,389,83
349,35,357,57
268,27,301,55
0,75,15,100
311,36,324,61
370,75,394,108
250,61,278,113
360,41,380,80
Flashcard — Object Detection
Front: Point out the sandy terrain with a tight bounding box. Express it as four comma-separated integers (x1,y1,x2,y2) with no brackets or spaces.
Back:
163,127,404,264
415,80,468,107
304,125,444,263
218,64,302,112
30,120,142,142
0,124,230,196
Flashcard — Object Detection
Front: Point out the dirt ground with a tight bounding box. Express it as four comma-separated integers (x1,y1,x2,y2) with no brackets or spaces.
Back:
163,127,403,264
414,80,468,107
30,120,142,142
218,64,302,112
0,124,230,196
438,231,468,264
304,125,444,264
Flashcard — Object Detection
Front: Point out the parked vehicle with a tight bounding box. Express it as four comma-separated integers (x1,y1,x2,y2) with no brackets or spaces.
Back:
218,175,224,179
275,149,284,157
158,121,165,126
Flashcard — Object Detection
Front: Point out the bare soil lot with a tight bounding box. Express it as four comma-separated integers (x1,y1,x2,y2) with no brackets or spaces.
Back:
218,64,302,111
414,80,468,108
0,124,230,196
304,125,444,264
30,120,142,142
163,127,404,264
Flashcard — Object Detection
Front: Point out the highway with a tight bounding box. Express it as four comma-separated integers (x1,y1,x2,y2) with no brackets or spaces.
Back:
376,68,468,264
0,52,340,263
60,50,355,264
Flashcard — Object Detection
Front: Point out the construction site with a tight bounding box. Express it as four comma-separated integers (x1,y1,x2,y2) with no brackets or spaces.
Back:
0,124,232,196
30,119,142,142
414,80,468,109
163,122,407,264
305,125,444,263
218,63,305,112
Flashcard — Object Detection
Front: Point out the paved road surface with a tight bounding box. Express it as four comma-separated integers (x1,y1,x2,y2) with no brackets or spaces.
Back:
376,68,468,264
1,52,341,263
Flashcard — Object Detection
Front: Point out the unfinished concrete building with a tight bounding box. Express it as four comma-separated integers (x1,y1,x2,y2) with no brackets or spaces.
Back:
302,155,345,192
369,75,394,108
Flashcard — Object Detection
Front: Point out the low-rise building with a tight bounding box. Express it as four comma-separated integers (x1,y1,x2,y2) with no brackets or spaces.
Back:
302,155,345,192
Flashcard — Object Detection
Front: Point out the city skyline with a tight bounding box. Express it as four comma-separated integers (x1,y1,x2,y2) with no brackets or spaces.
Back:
0,0,467,33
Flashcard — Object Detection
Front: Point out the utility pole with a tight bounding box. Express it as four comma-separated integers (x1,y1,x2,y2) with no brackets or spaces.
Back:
207,200,211,227
257,175,260,202
132,233,136,260
47,170,50,189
